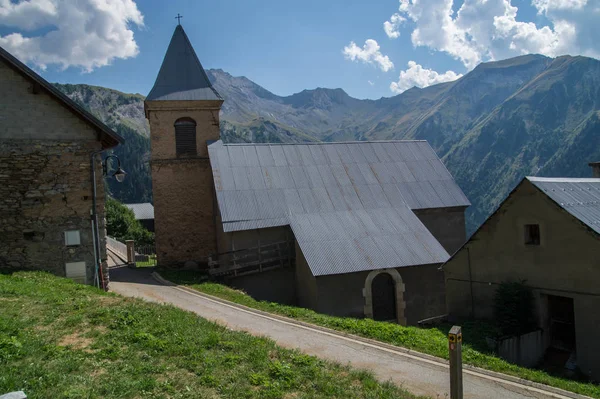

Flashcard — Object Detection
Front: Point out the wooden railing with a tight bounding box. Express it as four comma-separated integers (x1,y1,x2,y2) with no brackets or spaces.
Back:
208,241,295,278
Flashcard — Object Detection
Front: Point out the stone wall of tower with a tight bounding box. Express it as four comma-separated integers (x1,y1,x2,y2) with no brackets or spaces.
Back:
145,100,222,267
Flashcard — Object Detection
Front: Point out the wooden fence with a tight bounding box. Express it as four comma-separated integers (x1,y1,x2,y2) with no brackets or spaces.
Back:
135,244,158,267
208,241,295,278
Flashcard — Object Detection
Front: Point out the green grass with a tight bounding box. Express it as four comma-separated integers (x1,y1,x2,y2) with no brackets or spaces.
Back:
135,255,157,268
0,271,424,399
159,270,600,398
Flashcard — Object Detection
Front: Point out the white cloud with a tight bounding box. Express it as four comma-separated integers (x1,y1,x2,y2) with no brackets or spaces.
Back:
394,0,600,70
343,39,394,72
390,61,462,93
384,13,406,39
532,0,588,12
0,0,144,72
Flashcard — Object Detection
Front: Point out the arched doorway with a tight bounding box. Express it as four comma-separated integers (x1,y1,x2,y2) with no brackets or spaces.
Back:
372,272,396,321
363,268,406,325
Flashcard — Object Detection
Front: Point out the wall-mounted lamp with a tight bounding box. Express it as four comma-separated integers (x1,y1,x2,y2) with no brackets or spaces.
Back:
102,154,127,183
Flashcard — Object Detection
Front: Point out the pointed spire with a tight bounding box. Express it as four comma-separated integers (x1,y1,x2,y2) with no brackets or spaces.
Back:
147,25,222,101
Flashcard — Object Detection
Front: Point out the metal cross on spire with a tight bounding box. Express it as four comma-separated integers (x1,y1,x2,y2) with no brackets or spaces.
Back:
175,13,183,25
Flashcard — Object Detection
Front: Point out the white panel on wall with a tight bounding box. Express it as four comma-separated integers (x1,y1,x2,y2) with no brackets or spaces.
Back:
64,230,81,246
65,261,86,284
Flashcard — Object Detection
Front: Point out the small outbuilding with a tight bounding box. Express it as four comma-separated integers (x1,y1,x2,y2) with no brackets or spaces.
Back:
444,166,600,380
124,203,155,232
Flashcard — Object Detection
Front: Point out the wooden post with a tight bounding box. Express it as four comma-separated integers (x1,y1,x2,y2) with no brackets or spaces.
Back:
258,241,262,272
126,240,135,268
448,325,463,399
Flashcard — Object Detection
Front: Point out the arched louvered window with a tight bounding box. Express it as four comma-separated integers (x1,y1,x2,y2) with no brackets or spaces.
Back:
174,117,197,156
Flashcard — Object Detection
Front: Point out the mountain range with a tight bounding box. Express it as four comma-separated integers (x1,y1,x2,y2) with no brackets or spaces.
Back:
55,53,600,233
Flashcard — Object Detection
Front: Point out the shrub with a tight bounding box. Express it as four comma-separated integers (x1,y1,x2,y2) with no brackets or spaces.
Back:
494,281,537,337
106,197,154,245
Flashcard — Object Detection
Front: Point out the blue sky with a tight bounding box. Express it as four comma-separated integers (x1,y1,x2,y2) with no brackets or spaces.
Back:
0,0,598,99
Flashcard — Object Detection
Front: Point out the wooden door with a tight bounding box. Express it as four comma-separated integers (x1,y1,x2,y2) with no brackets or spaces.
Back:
372,272,396,322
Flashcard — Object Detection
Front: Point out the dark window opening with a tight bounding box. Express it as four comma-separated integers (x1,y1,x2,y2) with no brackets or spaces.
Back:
23,231,35,240
524,224,540,246
23,230,44,242
174,117,197,156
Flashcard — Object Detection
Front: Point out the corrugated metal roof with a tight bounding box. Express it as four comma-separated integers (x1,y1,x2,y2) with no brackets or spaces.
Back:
528,177,600,234
146,25,222,102
289,208,448,276
124,203,154,220
209,140,469,222
208,140,467,275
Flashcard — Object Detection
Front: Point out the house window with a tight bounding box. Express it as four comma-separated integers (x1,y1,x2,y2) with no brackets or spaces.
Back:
174,117,197,156
524,224,540,246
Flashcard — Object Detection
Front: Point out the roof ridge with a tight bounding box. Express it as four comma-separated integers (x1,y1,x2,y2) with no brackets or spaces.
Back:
221,140,428,146
527,176,600,182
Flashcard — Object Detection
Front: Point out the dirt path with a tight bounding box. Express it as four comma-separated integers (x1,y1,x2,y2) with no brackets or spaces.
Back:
108,265,584,399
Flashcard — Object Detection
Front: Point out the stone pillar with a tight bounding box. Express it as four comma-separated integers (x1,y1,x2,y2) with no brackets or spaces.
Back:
126,240,135,267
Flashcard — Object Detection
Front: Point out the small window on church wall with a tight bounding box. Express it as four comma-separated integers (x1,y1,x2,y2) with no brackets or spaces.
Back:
175,117,197,156
524,224,540,246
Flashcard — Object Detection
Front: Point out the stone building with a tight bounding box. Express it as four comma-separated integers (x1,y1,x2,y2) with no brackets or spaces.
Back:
147,25,469,324
0,46,123,286
443,167,600,379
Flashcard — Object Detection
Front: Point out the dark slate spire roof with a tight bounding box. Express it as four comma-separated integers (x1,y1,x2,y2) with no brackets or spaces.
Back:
146,25,222,101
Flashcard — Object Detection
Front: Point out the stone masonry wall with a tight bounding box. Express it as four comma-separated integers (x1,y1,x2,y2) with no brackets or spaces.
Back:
151,159,216,266
146,101,222,267
0,56,111,286
0,139,107,285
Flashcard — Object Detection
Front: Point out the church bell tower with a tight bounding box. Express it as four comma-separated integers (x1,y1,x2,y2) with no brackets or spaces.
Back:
145,24,223,267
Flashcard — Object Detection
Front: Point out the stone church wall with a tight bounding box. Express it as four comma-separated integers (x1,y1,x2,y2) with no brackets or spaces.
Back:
146,101,222,266
229,267,297,305
414,207,467,255
314,264,445,325
151,158,217,266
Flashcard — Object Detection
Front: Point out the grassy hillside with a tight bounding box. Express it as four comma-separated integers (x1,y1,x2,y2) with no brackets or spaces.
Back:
0,272,420,399
160,270,600,398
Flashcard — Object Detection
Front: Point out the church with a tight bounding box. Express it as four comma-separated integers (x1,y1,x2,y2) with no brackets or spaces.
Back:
145,24,470,325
